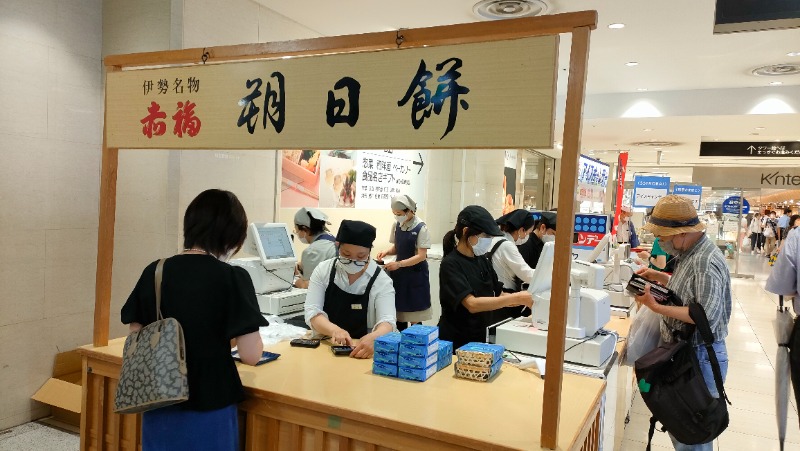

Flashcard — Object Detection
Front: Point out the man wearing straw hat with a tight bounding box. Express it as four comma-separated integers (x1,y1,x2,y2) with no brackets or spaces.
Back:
634,194,732,451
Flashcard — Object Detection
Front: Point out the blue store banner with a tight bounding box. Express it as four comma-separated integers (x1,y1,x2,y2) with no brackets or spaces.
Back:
722,196,750,214
672,184,703,210
633,176,670,208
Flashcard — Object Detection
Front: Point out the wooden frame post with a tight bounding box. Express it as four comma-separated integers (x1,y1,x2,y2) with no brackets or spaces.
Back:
93,66,121,347
541,25,592,449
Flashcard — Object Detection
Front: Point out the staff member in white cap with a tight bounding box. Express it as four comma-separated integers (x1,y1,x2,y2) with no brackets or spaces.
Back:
486,209,537,321
634,195,731,450
376,195,432,330
293,207,336,289
305,220,396,359
438,206,533,350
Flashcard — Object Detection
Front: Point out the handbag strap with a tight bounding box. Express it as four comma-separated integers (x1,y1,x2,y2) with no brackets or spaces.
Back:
155,258,166,321
688,302,730,405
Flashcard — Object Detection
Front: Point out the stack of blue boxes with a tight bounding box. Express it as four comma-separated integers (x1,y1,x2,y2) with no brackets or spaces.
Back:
372,325,453,381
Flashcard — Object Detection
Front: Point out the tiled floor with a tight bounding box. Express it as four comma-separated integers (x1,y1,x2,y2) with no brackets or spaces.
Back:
621,251,799,451
1,252,796,450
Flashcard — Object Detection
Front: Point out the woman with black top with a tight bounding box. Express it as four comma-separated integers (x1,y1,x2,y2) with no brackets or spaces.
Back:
438,205,533,351
121,189,268,451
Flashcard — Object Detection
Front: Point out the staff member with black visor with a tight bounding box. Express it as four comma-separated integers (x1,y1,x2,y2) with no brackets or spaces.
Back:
518,211,557,269
487,209,538,322
304,220,396,359
438,206,533,351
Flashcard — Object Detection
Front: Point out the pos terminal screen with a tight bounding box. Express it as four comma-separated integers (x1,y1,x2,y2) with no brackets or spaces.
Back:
257,226,294,260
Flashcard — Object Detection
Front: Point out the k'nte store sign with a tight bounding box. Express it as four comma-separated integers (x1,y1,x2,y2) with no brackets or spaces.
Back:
693,167,800,189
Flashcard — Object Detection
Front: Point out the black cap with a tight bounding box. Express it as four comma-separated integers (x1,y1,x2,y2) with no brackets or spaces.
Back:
538,211,558,231
336,220,377,248
496,209,536,230
457,205,503,236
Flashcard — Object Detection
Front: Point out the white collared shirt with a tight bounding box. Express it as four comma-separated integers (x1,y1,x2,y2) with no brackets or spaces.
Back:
488,233,535,290
304,258,397,332
388,215,431,248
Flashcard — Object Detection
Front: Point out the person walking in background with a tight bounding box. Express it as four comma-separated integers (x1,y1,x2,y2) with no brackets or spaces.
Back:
777,207,791,243
122,189,269,451
749,212,763,254
764,210,778,257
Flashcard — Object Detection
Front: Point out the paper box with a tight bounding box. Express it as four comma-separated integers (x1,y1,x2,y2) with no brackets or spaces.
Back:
400,325,439,346
398,340,439,358
454,358,503,382
374,332,402,354
372,361,398,377
398,363,437,382
455,342,505,367
437,340,453,371
398,353,438,370
374,349,399,365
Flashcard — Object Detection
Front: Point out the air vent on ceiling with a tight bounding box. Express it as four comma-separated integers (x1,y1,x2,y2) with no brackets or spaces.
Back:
473,0,549,20
630,141,681,147
751,63,800,77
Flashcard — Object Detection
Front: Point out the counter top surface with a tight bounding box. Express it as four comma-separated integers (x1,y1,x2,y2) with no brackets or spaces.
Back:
83,337,605,450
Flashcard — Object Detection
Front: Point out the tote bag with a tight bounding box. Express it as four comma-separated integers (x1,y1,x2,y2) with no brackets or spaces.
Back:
114,259,189,414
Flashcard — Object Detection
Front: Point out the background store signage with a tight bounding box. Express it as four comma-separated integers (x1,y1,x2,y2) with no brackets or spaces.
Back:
503,150,518,214
572,214,610,263
722,196,750,214
106,37,557,150
612,152,628,235
576,154,609,203
632,176,670,208
693,167,800,189
699,141,800,157
672,184,702,210
280,149,429,209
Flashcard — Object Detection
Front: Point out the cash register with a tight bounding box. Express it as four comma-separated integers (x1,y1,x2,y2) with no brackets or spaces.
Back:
231,223,307,316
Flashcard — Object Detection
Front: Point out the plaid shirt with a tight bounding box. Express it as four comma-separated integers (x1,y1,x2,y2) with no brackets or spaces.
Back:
662,234,732,346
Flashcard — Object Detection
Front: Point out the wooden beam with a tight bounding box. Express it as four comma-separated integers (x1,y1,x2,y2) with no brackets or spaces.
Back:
103,11,597,68
93,66,121,347
540,25,592,450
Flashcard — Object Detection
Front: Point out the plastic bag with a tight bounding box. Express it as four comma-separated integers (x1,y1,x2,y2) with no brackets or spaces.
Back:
622,306,662,366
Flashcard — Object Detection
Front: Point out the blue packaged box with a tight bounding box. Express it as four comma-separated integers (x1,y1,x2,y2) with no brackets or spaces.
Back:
398,363,437,382
400,325,439,346
398,340,439,358
437,340,453,371
372,361,398,377
454,358,503,382
374,349,399,365
374,332,402,354
398,352,437,370
455,342,505,366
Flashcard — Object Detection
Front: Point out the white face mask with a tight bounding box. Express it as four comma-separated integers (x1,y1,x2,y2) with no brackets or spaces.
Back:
395,214,407,224
297,231,309,244
542,234,555,243
515,234,529,245
337,257,367,274
471,236,493,256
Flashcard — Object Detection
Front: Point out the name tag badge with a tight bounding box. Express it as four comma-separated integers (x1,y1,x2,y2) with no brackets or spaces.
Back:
351,304,363,310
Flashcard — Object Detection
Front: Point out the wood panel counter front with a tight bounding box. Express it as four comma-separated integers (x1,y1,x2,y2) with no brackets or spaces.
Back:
79,338,605,450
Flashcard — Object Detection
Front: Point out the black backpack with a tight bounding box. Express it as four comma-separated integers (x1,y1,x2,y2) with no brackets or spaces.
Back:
634,303,731,449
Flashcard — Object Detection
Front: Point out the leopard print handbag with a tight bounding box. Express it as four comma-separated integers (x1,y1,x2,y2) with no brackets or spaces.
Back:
114,259,189,414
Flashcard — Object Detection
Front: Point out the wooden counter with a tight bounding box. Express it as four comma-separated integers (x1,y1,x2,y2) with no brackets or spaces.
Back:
79,338,605,450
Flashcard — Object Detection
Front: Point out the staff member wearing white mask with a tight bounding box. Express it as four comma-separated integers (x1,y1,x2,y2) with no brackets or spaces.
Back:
304,220,396,359
518,211,558,269
438,206,533,350
293,207,336,289
488,209,537,291
377,195,432,330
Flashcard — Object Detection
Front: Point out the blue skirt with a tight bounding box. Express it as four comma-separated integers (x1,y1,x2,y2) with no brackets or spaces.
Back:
142,404,238,451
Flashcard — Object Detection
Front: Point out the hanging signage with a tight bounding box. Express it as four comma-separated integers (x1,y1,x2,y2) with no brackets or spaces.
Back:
106,37,558,150
722,196,750,214
693,167,800,189
632,176,670,208
612,152,628,235
699,141,800,157
576,155,609,203
672,184,702,210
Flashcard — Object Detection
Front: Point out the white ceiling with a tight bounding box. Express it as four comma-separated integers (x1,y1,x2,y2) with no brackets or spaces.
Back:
256,0,800,167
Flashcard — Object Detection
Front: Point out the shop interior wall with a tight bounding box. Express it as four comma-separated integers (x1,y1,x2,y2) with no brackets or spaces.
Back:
0,0,104,430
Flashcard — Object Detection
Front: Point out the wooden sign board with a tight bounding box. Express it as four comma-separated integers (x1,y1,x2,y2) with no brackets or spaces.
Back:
106,36,558,150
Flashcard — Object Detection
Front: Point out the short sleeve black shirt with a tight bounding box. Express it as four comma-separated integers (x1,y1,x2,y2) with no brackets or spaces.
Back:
121,254,268,411
437,250,501,350
518,233,545,268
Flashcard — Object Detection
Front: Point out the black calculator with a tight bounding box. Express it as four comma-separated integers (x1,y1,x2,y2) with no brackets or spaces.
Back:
231,350,280,366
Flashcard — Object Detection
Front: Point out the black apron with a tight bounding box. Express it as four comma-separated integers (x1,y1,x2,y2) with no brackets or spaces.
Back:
322,262,382,339
486,239,530,323
388,221,431,312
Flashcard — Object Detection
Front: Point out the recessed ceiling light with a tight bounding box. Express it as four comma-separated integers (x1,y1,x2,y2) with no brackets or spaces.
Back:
643,128,654,132
636,88,648,91
714,138,719,141
770,81,783,86
625,62,639,67
608,23,625,29
755,126,766,130
750,132,760,135
788,52,800,57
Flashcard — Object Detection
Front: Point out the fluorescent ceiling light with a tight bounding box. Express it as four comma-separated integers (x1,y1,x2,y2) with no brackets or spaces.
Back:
625,62,639,67
643,128,654,132
622,100,663,118
788,52,800,57
749,98,796,115
770,81,783,86
636,88,648,91
755,126,766,130
608,23,625,29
